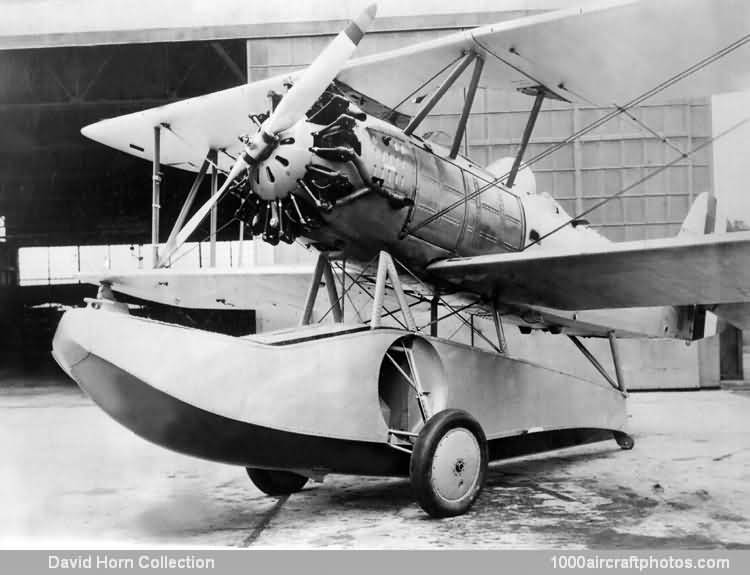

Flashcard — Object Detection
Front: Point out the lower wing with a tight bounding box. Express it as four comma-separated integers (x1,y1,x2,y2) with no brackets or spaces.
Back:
82,232,750,337
85,266,315,311
427,232,750,334
80,261,691,340
428,232,750,310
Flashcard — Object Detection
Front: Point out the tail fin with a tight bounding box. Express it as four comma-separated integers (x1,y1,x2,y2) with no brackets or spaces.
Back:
679,192,719,236
682,194,750,331
679,193,723,338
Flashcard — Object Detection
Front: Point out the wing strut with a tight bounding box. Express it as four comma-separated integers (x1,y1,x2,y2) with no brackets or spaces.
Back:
160,153,212,267
209,149,219,267
449,55,484,159
507,87,546,188
404,52,477,137
151,125,162,265
409,28,750,235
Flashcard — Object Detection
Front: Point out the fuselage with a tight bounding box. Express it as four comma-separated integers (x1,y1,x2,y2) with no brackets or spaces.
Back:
230,104,691,340
238,106,610,275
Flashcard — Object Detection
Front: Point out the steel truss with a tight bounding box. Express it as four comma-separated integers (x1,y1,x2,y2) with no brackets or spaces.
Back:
299,250,509,355
300,252,343,325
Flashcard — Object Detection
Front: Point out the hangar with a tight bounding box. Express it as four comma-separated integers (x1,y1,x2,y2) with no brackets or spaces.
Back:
2,0,750,548
0,0,747,387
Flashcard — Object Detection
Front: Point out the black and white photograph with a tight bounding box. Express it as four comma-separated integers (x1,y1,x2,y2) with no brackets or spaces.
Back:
1,0,749,566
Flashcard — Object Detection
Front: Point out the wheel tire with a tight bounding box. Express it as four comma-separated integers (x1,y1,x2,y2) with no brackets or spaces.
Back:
410,409,488,518
246,468,308,495
613,431,635,450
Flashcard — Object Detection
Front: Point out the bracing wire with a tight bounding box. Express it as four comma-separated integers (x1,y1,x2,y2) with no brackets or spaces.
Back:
165,217,238,268
384,53,466,119
408,31,750,235
160,124,230,175
525,115,750,249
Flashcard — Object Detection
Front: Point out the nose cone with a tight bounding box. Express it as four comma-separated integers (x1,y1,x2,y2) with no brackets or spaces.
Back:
50,307,402,474
52,308,175,437
52,311,91,379
51,308,256,465
253,121,314,201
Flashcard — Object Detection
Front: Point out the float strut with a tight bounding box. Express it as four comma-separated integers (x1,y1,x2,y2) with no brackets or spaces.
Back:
609,331,633,449
492,308,508,354
300,253,342,325
608,331,627,393
568,335,620,392
370,251,417,331
322,259,343,323
430,294,439,337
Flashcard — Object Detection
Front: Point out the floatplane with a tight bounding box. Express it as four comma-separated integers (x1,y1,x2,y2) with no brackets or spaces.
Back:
53,0,750,517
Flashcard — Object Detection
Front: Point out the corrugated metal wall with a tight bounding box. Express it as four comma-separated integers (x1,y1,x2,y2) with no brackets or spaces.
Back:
434,93,711,241
248,26,712,242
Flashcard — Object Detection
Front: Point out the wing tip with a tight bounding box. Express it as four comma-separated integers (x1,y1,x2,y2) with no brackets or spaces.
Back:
80,119,109,144
80,123,95,140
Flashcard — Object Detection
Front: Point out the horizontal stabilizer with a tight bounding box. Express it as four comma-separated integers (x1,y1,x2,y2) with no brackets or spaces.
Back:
428,232,750,311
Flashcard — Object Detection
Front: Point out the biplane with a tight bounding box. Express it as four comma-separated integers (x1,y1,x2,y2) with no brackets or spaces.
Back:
53,0,750,517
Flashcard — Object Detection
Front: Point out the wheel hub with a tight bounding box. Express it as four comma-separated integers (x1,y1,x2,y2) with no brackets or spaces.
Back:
430,428,481,503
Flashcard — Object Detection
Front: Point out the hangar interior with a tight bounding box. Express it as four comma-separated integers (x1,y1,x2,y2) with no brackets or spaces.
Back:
0,1,745,386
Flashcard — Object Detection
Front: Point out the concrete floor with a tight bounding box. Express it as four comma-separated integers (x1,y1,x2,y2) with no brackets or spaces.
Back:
1,380,749,549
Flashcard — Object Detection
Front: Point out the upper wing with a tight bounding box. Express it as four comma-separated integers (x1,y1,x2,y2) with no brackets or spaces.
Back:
81,0,750,171
340,0,750,111
80,76,295,173
427,232,750,310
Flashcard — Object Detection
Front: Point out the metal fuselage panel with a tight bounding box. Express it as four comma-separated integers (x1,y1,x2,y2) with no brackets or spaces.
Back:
296,114,691,339
230,113,687,338
305,116,526,269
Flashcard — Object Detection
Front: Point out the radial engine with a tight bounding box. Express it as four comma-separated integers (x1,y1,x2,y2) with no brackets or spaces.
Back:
230,89,414,247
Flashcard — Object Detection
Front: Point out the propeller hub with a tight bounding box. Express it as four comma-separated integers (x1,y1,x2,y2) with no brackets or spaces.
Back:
251,121,314,201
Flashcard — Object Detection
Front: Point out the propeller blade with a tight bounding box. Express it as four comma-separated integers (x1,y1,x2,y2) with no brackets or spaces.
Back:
158,4,377,267
264,3,377,135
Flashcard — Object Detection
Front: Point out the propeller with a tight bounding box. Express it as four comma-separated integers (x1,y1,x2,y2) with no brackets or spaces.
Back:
158,3,377,266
